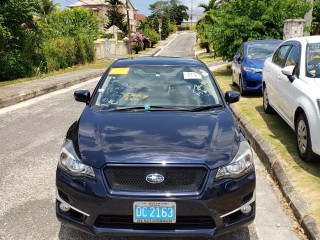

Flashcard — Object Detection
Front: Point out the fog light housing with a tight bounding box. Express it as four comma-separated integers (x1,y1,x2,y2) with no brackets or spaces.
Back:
240,204,252,215
59,202,71,212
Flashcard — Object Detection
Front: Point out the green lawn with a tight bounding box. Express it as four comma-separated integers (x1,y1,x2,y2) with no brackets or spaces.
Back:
213,66,320,226
0,59,113,88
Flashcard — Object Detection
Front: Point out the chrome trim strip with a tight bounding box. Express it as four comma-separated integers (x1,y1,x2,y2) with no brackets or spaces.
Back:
56,189,90,217
220,190,256,218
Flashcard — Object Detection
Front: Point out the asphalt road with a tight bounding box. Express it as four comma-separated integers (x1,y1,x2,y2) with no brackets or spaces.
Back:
0,32,305,240
156,32,196,58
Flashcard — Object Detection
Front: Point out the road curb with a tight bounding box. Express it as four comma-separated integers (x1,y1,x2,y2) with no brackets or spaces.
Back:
0,69,105,109
230,104,320,240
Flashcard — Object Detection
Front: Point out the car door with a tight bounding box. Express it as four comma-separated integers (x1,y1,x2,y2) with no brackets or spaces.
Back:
232,44,244,85
277,43,301,126
265,45,291,114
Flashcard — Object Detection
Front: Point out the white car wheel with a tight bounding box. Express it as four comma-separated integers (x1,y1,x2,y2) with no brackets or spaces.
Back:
263,85,273,114
296,113,319,162
297,118,307,154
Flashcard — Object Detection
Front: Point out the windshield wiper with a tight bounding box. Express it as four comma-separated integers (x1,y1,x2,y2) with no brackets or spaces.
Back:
189,104,223,112
106,105,190,112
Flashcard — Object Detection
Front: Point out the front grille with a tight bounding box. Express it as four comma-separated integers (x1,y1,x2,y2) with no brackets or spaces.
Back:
104,166,207,193
94,215,215,229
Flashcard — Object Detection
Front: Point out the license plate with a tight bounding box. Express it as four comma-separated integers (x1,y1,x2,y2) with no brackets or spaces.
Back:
133,202,176,223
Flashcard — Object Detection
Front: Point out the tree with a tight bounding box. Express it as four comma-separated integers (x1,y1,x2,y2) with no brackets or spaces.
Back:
198,0,311,60
311,0,320,34
148,1,188,39
36,0,60,24
171,5,188,25
105,0,126,32
0,0,42,80
198,0,216,12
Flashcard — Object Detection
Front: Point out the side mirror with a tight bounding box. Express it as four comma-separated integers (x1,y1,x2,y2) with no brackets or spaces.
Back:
236,55,241,63
74,90,90,104
282,65,295,82
225,91,241,104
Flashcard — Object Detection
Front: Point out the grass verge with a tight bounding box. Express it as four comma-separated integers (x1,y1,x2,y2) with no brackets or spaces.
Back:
213,65,320,227
0,59,113,88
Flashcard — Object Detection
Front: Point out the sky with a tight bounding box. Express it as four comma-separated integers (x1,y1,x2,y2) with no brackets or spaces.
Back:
53,0,206,16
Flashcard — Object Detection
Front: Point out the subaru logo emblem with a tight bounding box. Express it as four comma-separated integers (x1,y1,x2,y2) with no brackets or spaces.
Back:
146,173,164,184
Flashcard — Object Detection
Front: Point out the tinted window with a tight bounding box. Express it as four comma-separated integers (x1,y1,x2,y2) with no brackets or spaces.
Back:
272,45,291,66
306,43,320,78
239,44,244,58
91,65,222,110
285,45,300,75
246,43,280,59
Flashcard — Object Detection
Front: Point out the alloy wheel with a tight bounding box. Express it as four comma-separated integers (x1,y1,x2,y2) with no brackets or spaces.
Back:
297,118,307,154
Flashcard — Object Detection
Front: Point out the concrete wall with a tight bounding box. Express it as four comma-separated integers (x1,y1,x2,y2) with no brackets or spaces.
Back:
94,38,129,59
283,19,305,40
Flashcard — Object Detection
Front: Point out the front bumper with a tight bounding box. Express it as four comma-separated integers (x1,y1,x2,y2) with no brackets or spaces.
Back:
242,70,262,91
56,167,256,238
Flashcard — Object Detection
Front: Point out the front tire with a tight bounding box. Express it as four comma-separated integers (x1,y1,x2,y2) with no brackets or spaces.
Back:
296,112,318,162
263,85,273,114
231,71,237,86
239,76,247,96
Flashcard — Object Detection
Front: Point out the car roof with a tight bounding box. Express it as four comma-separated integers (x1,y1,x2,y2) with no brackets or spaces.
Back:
111,57,205,67
284,35,320,44
243,40,283,46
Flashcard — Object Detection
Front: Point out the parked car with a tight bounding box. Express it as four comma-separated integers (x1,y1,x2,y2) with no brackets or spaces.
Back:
232,40,282,95
262,36,320,162
56,57,256,238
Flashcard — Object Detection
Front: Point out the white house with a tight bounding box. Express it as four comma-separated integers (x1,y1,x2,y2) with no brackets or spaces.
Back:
69,0,138,32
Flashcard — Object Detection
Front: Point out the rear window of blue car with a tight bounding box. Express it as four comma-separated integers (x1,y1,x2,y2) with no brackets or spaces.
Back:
91,65,222,110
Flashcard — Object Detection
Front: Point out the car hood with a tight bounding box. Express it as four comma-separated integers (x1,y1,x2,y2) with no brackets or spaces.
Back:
75,107,239,170
243,58,266,69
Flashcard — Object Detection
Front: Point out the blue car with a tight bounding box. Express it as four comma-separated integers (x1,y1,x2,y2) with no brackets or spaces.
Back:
56,57,256,238
231,40,282,95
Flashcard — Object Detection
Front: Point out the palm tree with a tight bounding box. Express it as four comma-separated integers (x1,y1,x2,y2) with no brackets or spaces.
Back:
105,0,126,32
37,0,59,24
198,0,216,13
106,0,123,6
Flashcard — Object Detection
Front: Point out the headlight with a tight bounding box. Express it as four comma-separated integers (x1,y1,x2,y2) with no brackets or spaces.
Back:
215,141,254,180
58,139,95,179
243,66,262,73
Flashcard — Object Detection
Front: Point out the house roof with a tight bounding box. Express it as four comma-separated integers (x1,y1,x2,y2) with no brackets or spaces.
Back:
136,14,146,23
69,0,109,7
69,0,137,9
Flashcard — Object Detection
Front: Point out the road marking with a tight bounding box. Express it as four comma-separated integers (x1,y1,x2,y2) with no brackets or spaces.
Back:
0,77,100,116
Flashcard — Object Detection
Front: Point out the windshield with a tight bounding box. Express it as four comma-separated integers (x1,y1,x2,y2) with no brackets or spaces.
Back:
91,65,223,110
247,43,279,60
306,43,320,78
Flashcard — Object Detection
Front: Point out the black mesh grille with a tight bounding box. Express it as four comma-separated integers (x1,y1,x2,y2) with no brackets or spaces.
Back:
94,215,215,229
104,166,207,192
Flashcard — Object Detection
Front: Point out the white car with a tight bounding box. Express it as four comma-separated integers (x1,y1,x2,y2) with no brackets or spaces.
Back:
262,36,320,162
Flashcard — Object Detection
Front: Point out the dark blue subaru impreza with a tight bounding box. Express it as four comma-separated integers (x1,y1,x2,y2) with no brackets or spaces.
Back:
56,57,256,238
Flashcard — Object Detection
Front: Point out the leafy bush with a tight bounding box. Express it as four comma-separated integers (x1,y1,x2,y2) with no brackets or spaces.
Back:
169,23,177,33
42,37,76,71
176,25,190,31
199,0,311,61
142,28,158,46
130,32,144,54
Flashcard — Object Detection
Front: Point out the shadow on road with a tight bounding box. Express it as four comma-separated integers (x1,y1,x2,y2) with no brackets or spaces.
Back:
58,224,252,240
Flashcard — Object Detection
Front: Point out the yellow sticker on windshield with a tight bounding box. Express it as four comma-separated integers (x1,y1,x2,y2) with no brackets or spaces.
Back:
109,68,130,75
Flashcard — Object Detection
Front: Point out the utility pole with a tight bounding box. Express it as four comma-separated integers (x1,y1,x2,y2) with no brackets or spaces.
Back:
126,0,131,54
190,0,193,27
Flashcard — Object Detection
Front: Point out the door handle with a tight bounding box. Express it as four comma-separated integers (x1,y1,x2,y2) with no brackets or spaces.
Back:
277,76,281,80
